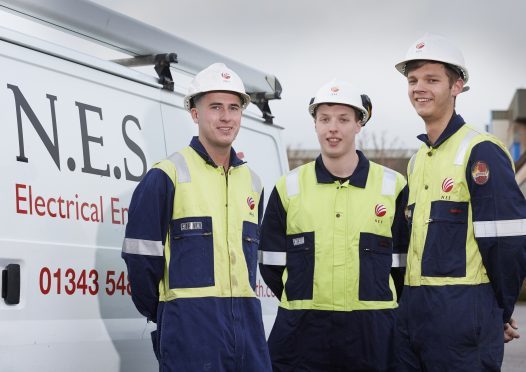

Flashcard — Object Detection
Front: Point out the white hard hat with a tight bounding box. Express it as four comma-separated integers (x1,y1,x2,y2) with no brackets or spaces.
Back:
395,33,469,83
308,80,372,125
184,62,251,111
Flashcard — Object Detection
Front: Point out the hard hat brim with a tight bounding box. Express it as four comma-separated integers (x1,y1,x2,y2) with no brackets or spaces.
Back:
394,59,469,83
184,91,251,112
309,102,369,124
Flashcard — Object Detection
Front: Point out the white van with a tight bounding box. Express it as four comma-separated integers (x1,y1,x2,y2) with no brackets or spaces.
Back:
0,1,285,371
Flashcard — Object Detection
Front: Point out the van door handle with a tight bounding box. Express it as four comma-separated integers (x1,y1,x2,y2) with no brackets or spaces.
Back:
2,264,20,305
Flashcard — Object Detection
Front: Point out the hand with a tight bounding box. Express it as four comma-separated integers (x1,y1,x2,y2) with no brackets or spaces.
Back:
504,318,520,343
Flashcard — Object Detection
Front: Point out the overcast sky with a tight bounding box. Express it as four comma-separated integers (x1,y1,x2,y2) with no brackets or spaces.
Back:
4,0,526,150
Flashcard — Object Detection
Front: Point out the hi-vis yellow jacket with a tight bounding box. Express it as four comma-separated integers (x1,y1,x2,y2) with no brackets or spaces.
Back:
402,115,526,323
405,124,510,287
122,138,263,320
259,152,408,312
154,146,261,301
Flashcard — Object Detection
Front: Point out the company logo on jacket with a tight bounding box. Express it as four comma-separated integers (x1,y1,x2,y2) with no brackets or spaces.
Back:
471,161,489,185
442,178,454,192
247,196,255,210
375,204,387,217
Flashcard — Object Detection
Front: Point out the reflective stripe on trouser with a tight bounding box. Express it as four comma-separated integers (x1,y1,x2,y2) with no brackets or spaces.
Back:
395,284,503,372
156,297,271,372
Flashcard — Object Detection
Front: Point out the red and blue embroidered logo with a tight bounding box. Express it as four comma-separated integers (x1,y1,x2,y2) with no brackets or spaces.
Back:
472,161,490,185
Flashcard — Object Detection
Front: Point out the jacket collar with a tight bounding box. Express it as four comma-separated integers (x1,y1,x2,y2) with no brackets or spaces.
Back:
314,150,369,188
417,113,466,148
189,136,245,167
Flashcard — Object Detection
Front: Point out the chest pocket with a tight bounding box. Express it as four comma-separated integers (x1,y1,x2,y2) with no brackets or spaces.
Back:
169,216,214,288
285,232,315,301
422,201,468,277
359,232,393,301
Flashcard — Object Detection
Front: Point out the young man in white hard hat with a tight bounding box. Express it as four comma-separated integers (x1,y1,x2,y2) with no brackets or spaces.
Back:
122,63,272,371
395,33,526,371
258,80,409,371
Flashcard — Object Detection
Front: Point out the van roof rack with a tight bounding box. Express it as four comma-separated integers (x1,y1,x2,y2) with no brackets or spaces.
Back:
0,0,282,123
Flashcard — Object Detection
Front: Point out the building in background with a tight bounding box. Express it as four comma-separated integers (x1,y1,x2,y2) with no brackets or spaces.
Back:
489,88,526,300
490,89,526,194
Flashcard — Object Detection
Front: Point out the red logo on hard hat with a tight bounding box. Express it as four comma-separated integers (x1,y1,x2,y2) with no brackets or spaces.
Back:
375,204,387,217
247,196,255,210
330,86,340,93
441,178,454,192
471,161,490,185
416,42,425,49
221,72,231,80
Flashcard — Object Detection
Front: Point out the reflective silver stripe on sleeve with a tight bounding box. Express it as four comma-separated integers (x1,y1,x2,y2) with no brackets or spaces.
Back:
381,167,397,196
473,219,526,238
168,152,191,183
249,167,263,194
258,250,287,266
286,168,300,197
122,238,164,256
392,253,407,268
408,153,417,175
454,129,479,165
